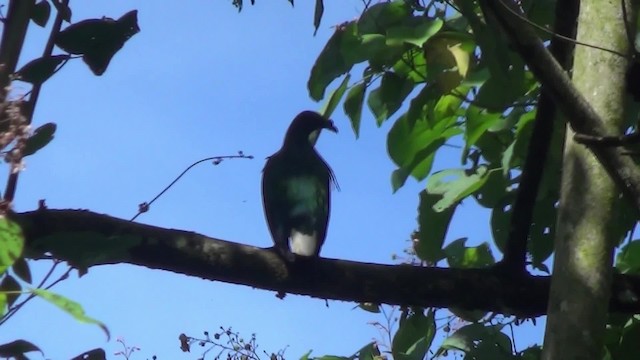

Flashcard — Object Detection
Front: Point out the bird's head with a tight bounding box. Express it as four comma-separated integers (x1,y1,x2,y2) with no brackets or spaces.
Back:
284,111,338,147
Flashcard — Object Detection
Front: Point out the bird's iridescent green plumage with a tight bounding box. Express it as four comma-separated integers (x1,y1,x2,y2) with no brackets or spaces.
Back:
261,111,338,260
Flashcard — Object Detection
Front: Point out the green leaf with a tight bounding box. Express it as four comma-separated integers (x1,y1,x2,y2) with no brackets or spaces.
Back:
313,0,324,36
367,71,414,125
15,55,69,85
309,22,357,101
464,107,503,152
358,1,411,34
617,241,640,274
355,342,380,360
416,191,456,263
437,323,505,356
444,238,494,268
320,74,350,119
387,113,461,191
393,48,427,83
31,0,51,27
0,218,24,274
32,288,110,339
299,350,313,360
475,59,525,112
426,167,491,212
24,122,57,156
392,309,435,360
0,274,21,308
343,82,366,138
386,17,443,47
55,10,140,75
0,340,42,358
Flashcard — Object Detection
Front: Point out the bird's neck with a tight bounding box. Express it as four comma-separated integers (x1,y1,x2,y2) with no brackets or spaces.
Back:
282,137,317,151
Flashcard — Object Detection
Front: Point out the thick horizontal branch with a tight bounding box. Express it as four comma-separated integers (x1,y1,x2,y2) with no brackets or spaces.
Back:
13,209,640,317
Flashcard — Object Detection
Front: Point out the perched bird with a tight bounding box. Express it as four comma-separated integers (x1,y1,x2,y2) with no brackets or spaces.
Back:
262,111,339,261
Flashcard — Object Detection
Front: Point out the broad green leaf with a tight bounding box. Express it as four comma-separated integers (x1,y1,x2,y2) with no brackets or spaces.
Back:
309,22,357,101
342,34,387,65
32,288,110,339
426,167,491,212
15,55,69,85
391,168,411,192
367,71,414,125
0,218,24,274
392,309,435,360
386,17,443,47
424,32,474,92
388,113,461,191
416,191,456,263
31,0,51,27
393,48,427,83
444,238,495,268
0,274,21,308
464,107,503,152
357,1,411,35
313,0,324,36
433,87,468,122
343,82,366,138
320,74,350,119
475,59,525,112
24,122,57,156
0,340,42,358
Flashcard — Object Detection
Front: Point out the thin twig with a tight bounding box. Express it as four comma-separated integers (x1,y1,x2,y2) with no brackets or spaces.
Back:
130,153,253,222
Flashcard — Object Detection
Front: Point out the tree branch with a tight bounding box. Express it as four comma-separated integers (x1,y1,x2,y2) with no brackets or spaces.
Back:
480,0,640,216
500,0,578,273
13,209,640,317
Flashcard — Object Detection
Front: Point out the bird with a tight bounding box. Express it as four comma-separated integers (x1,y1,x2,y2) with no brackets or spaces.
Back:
261,110,339,261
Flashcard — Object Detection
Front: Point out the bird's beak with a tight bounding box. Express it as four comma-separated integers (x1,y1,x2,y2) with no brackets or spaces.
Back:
324,120,338,133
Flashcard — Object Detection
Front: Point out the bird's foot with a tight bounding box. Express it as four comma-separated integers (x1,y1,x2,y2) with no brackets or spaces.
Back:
274,246,296,262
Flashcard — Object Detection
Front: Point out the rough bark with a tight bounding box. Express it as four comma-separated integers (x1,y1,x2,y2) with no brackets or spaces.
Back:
542,1,634,359
14,209,640,316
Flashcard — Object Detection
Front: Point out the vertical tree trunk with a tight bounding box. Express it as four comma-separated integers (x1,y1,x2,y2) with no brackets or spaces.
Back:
542,1,635,359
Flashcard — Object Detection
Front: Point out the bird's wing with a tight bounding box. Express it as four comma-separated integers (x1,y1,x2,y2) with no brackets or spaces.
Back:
314,153,336,255
261,153,290,252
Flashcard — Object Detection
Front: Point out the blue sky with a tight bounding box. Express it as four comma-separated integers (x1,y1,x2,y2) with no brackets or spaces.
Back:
2,1,542,359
